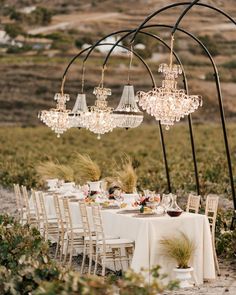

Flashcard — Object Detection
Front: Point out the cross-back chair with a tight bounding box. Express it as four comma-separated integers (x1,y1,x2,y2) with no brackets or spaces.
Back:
186,194,201,214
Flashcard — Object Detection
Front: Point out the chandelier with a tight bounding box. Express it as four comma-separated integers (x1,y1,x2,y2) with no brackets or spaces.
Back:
113,84,143,128
82,86,116,139
68,93,88,128
39,92,71,137
137,35,202,130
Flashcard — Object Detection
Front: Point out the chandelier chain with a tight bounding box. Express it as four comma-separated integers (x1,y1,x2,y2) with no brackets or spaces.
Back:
81,62,86,94
127,44,133,85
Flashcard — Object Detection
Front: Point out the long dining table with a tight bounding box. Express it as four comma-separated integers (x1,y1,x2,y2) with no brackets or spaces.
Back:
42,194,216,285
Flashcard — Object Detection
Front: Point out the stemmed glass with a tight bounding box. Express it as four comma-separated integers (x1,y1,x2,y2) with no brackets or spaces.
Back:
161,193,172,213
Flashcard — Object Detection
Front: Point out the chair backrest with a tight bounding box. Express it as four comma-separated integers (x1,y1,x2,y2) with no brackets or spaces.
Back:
79,202,91,238
38,191,49,224
205,195,219,232
186,194,201,213
21,185,31,218
62,197,73,231
31,189,41,225
53,194,64,231
91,204,105,242
13,184,21,211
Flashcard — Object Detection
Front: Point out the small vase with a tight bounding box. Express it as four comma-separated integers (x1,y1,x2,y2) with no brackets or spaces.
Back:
87,180,102,192
173,267,194,288
46,178,58,190
166,194,183,217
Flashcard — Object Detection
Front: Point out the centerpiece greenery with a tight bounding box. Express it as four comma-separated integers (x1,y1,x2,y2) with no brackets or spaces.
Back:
160,232,195,269
36,161,74,183
160,232,195,288
115,155,137,194
73,153,101,183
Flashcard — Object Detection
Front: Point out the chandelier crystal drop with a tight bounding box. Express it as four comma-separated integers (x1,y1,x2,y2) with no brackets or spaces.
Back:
68,93,88,128
82,86,116,139
113,84,143,128
137,36,202,130
39,93,71,137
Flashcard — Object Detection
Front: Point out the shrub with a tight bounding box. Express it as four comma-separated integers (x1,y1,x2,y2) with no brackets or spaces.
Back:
0,215,60,294
0,214,178,294
4,24,24,38
27,7,52,26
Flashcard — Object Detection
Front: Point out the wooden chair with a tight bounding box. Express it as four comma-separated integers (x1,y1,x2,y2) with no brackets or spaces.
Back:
62,198,84,267
80,202,95,274
38,192,60,258
13,184,25,221
21,185,37,226
92,204,134,276
186,194,201,213
205,195,220,276
31,189,44,233
53,194,66,261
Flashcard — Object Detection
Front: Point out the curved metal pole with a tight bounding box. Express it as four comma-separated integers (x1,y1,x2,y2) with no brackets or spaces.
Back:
142,23,236,214
83,29,132,64
172,0,200,35
61,43,156,88
131,2,236,43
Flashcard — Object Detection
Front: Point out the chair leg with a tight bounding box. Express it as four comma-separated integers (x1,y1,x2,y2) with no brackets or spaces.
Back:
55,233,60,259
59,231,65,262
94,246,99,275
81,242,87,274
213,245,221,276
102,256,106,276
68,235,74,267
63,238,69,265
88,242,93,275
212,234,221,276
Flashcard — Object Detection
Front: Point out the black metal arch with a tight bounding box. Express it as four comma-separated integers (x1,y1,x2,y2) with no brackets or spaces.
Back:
131,1,236,43
58,1,236,227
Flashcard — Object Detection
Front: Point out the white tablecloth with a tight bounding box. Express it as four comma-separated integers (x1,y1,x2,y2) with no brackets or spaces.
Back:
42,195,215,284
100,210,215,284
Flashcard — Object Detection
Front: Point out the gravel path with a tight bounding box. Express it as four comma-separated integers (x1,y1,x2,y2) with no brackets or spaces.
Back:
1,187,235,294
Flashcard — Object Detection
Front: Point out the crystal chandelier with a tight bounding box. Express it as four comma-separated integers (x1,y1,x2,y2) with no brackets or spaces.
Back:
113,84,143,128
39,92,71,137
68,93,88,128
83,86,116,139
137,35,202,130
